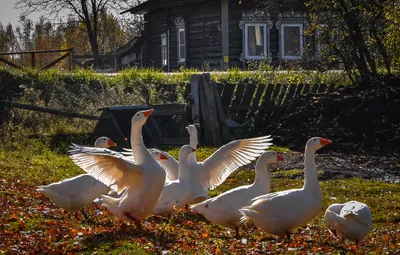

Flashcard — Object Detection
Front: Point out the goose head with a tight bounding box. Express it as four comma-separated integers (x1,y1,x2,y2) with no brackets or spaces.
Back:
131,109,154,127
94,137,117,148
150,150,169,160
185,125,198,148
306,137,332,151
257,151,284,166
324,203,345,237
179,145,196,162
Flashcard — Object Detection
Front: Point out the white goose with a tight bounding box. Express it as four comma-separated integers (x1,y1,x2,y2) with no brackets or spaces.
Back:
240,137,332,240
152,145,197,215
69,109,167,229
186,125,198,166
151,124,198,182
36,137,118,217
191,151,284,237
324,201,372,244
188,135,273,203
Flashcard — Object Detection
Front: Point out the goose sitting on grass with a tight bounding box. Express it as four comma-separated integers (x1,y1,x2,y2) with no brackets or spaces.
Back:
240,137,331,241
191,151,284,237
324,200,372,244
36,137,118,219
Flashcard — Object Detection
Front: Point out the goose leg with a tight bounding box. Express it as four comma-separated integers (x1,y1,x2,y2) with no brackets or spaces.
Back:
185,203,189,212
124,212,142,230
81,210,89,220
235,227,240,238
285,231,291,242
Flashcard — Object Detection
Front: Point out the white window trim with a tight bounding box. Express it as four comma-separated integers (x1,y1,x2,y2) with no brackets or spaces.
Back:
244,23,268,60
177,28,186,63
161,33,167,66
280,23,304,60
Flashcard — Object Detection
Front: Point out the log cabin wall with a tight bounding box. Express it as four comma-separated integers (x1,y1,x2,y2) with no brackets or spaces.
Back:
228,0,251,68
141,0,223,71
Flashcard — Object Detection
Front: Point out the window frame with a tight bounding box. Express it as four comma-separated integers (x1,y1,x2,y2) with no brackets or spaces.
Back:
244,23,268,60
161,33,168,66
280,23,304,60
177,28,186,63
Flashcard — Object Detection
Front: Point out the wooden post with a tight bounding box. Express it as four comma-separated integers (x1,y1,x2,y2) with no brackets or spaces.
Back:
202,73,222,146
221,0,229,70
190,74,200,124
198,74,213,145
212,79,230,143
31,52,35,68
69,48,74,71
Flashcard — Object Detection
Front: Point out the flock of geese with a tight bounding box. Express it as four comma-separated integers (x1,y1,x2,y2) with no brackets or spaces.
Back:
37,109,372,245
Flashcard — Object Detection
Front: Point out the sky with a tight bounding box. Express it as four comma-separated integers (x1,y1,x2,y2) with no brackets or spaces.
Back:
0,0,42,27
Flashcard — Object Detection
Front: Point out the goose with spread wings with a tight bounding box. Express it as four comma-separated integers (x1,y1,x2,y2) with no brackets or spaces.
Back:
68,109,166,229
153,135,273,204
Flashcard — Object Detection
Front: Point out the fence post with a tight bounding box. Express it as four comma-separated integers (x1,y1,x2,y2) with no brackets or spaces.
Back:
69,48,74,71
31,52,35,68
190,74,200,124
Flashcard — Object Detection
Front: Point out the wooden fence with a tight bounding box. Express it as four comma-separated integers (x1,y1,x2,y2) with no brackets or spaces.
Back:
214,81,341,125
188,73,344,145
0,48,74,71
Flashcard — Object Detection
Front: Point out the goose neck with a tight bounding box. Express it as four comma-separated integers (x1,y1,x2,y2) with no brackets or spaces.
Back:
131,124,152,165
303,147,319,190
253,161,270,192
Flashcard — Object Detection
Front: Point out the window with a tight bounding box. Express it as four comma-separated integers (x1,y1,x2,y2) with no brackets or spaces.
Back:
178,28,186,62
281,23,303,60
244,23,267,60
161,33,167,66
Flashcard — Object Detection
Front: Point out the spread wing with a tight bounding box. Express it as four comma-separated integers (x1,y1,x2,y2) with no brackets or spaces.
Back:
150,149,179,182
68,145,143,193
196,136,273,190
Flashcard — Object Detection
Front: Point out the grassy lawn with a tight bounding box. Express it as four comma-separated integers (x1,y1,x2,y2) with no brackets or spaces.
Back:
0,139,399,254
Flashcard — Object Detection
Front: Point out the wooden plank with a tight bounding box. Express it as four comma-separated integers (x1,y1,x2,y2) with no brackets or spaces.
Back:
317,84,327,93
236,83,256,123
327,83,335,93
293,83,305,97
198,75,213,145
303,84,311,94
229,83,246,119
221,0,229,70
248,84,266,118
311,84,319,93
0,57,23,69
212,79,230,143
202,73,222,146
276,84,288,106
42,52,70,70
190,74,200,123
270,84,282,108
0,100,104,120
282,84,297,105
220,83,236,107
0,48,73,55
255,83,274,123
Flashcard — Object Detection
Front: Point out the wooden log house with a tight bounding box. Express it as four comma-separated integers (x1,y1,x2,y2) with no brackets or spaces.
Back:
121,0,310,71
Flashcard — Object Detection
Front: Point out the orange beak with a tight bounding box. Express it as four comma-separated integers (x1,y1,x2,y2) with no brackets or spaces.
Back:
277,154,284,162
159,154,168,160
320,138,332,146
124,137,128,141
107,139,117,147
192,148,196,152
142,109,154,118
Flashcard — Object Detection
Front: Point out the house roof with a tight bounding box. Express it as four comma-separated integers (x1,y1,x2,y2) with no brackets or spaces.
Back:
121,0,157,15
121,0,205,15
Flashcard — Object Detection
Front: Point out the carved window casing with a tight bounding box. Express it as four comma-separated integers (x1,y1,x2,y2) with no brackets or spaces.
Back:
175,17,186,63
161,33,168,66
240,11,308,63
